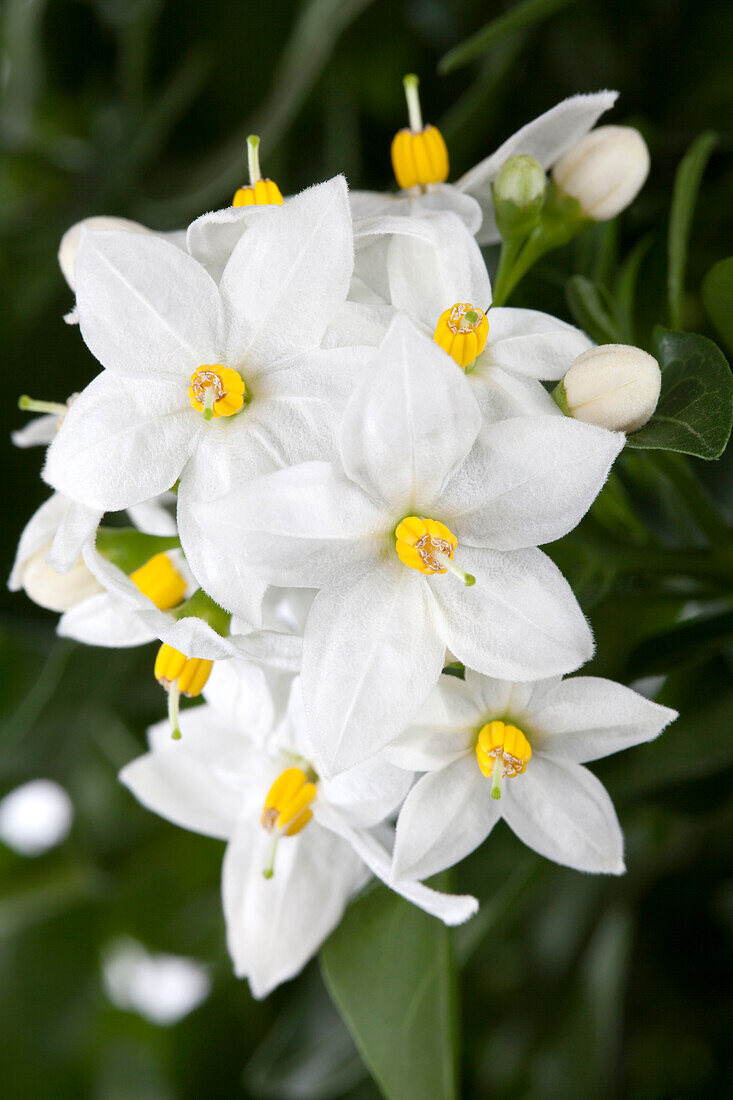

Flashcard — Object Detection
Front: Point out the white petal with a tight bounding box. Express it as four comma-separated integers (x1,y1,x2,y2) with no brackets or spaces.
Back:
222,818,367,998
9,494,77,590
186,204,269,281
351,188,483,237
384,675,482,772
483,307,593,380
302,566,445,776
202,658,276,745
57,593,155,647
11,415,58,448
126,494,178,537
392,755,500,881
75,229,223,377
386,212,491,328
321,755,414,827
201,461,384,589
323,301,393,348
47,498,101,573
120,709,253,840
441,416,623,549
528,676,677,763
316,806,479,925
455,92,619,244
339,314,482,511
469,367,560,423
43,372,195,511
502,755,625,873
221,177,353,368
433,546,593,680
58,215,156,290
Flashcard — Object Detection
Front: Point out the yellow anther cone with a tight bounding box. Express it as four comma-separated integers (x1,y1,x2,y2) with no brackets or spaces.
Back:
130,553,186,610
434,304,489,371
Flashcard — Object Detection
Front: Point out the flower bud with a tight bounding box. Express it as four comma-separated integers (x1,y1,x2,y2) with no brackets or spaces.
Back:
552,126,650,221
20,544,103,612
493,155,546,233
556,344,661,432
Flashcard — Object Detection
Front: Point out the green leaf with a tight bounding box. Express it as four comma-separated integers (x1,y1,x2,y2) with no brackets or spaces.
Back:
565,275,623,344
702,256,733,355
321,885,458,1100
667,132,718,329
438,0,581,74
626,328,733,459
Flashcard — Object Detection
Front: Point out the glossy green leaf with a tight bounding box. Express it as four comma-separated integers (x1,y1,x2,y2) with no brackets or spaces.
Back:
701,256,733,355
321,885,458,1100
667,132,718,329
565,275,623,344
626,328,733,458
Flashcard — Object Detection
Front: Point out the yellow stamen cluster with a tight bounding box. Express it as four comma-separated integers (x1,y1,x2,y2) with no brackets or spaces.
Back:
188,365,245,420
476,720,532,798
130,553,186,610
434,303,489,370
391,126,449,191
154,644,213,697
233,179,284,207
395,517,457,575
391,73,449,191
261,768,317,838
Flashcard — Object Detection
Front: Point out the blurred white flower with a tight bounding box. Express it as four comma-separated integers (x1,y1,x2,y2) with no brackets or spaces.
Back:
102,937,210,1026
0,779,73,856
552,125,650,221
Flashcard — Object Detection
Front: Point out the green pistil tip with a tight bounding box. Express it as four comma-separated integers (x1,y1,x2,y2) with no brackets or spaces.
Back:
465,310,478,323
247,134,260,148
404,73,419,88
491,788,501,800
465,573,476,586
262,868,274,880
18,395,31,410
171,727,182,741
203,407,213,421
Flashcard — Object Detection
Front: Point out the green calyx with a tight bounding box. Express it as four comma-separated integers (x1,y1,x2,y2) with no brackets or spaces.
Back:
95,528,181,575
550,380,572,416
492,180,589,307
174,588,231,637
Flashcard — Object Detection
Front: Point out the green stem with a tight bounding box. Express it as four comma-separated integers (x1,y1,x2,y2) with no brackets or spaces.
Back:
491,232,526,307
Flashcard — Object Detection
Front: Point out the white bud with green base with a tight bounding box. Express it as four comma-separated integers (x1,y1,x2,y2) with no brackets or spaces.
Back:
553,344,661,433
492,154,547,236
552,125,650,221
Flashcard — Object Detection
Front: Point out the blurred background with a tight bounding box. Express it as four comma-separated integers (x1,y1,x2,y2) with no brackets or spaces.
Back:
1,0,732,1096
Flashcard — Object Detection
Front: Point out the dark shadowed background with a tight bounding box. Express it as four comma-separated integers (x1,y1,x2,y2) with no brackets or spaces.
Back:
1,0,732,1096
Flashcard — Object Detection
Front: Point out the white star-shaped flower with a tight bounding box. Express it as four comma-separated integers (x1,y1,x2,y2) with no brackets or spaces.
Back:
120,675,478,999
389,669,677,880
43,177,368,626
350,91,618,244
195,315,623,775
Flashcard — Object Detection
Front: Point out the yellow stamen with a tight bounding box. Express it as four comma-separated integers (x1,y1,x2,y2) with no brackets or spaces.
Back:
232,134,284,207
130,553,186,610
188,365,245,420
433,303,489,371
395,517,474,584
260,767,317,878
154,641,213,735
391,75,449,191
475,720,532,800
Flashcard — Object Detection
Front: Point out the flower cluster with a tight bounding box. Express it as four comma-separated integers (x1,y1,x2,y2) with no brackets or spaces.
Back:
11,80,676,998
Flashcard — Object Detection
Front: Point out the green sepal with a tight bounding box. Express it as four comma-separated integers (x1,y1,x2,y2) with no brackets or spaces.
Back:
95,528,181,575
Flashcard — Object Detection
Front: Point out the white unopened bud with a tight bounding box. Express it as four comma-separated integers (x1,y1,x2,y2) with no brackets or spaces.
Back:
58,216,151,291
20,543,103,612
552,126,650,221
557,344,661,432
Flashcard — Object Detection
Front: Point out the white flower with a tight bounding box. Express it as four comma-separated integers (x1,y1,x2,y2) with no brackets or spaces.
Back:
350,91,618,244
102,937,210,1026
558,343,661,432
390,670,677,881
196,315,623,775
0,779,73,856
120,676,477,999
43,177,366,626
552,126,650,222
347,209,594,422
